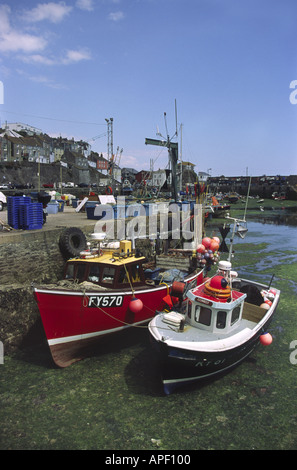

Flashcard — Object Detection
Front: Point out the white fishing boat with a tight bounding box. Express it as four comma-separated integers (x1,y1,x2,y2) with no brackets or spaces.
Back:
148,216,280,394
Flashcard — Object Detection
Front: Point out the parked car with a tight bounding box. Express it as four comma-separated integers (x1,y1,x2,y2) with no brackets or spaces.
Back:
43,183,54,188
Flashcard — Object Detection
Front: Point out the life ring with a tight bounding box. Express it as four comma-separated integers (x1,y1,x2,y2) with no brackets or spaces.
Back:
59,227,87,259
203,276,231,299
105,186,113,195
204,282,231,298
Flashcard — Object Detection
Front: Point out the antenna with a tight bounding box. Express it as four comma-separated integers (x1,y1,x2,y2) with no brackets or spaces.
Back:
164,112,169,139
175,99,178,137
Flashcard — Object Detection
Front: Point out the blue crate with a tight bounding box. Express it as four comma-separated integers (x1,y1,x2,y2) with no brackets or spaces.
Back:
20,203,43,229
46,201,59,214
7,196,31,229
7,197,43,230
15,202,43,230
25,222,43,230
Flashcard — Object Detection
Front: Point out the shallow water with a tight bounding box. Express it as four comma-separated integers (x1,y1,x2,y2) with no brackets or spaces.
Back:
1,218,297,450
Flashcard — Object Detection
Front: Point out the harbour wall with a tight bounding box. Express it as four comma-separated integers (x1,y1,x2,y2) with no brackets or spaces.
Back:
0,219,154,356
0,224,96,355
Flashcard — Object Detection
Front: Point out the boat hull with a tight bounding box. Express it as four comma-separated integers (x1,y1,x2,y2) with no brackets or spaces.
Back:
150,295,279,394
34,271,203,367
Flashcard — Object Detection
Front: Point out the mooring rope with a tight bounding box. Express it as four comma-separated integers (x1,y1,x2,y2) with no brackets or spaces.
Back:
80,286,174,331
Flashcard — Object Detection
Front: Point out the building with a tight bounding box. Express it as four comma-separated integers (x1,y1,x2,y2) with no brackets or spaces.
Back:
177,160,198,190
121,167,138,183
3,122,42,135
0,130,54,163
96,154,109,172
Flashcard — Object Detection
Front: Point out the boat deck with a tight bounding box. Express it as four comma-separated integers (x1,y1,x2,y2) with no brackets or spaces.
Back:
151,312,258,353
191,283,245,303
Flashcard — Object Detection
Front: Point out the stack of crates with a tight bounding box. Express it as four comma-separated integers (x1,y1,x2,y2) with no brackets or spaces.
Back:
19,202,43,230
7,196,43,230
7,196,31,229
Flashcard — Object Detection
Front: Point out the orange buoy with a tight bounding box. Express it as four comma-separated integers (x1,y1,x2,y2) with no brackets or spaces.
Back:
204,275,231,299
210,240,220,252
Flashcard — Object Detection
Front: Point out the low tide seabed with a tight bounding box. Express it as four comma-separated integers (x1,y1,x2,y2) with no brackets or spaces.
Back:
1,213,297,450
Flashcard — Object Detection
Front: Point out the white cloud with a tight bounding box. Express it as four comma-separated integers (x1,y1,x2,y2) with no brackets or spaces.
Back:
0,5,47,53
20,54,56,65
20,48,92,66
76,0,94,11
0,4,10,34
62,48,92,64
108,11,125,22
0,4,47,53
0,3,92,67
16,68,66,89
23,2,72,24
0,31,47,53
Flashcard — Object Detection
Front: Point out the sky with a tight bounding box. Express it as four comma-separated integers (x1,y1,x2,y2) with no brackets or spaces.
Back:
0,0,297,176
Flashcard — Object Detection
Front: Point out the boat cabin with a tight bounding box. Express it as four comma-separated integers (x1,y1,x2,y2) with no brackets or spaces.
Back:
186,281,247,335
63,239,146,289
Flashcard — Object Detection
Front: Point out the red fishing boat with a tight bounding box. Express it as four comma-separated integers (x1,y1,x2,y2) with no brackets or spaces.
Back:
33,232,204,367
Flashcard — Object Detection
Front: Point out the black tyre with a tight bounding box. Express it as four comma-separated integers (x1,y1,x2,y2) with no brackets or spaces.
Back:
59,227,87,258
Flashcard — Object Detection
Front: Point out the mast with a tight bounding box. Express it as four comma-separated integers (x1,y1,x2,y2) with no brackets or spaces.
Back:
145,100,179,200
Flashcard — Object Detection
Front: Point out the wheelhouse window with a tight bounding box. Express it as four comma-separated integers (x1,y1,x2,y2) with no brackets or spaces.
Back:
231,306,241,325
76,263,87,281
195,305,212,326
65,263,75,279
116,263,144,286
64,262,87,282
130,264,142,283
118,266,129,284
88,264,101,283
216,311,227,329
102,266,116,284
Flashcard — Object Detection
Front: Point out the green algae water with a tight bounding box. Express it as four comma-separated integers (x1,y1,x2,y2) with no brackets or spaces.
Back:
1,218,297,450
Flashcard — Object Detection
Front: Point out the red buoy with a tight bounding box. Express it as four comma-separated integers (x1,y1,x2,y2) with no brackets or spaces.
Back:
196,244,206,254
260,333,273,346
209,275,228,290
202,237,212,249
129,297,143,313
